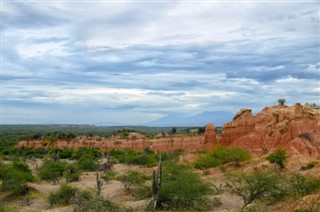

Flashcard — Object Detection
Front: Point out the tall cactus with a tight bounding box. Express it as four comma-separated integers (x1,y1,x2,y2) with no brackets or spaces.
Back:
96,172,104,197
152,156,162,210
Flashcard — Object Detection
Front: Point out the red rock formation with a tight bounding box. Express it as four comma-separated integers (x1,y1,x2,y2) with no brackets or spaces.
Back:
15,134,208,153
220,109,255,146
204,123,217,144
15,103,319,159
220,103,320,157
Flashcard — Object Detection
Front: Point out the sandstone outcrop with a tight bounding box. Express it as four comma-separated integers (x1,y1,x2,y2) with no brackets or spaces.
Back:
220,103,320,158
16,134,207,153
15,103,320,159
204,123,217,144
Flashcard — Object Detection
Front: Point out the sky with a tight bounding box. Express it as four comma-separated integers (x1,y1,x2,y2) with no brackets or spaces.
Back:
1,0,319,125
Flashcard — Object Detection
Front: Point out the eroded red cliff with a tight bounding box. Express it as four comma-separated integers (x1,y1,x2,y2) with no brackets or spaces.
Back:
220,103,320,158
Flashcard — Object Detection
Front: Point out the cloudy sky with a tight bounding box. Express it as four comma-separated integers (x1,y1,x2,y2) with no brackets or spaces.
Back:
1,0,319,125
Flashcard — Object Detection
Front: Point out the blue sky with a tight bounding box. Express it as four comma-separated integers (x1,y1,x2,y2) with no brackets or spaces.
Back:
1,1,319,125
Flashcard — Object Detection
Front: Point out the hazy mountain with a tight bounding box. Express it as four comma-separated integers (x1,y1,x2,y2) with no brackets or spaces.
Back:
147,111,234,127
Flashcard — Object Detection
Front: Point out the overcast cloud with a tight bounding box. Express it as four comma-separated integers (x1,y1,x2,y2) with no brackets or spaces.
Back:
1,1,319,125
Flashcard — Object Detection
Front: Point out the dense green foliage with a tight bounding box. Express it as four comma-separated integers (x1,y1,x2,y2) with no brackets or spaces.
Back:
156,161,212,210
110,149,158,167
266,150,288,170
38,160,66,184
0,160,34,195
194,146,251,171
71,147,102,159
77,155,100,171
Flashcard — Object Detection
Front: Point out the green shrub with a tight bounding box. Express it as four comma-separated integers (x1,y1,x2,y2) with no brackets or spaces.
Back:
120,170,149,190
109,149,158,167
48,184,78,207
300,161,317,171
0,205,19,212
64,163,81,183
287,173,320,198
1,147,20,156
0,160,34,195
109,149,183,167
71,147,102,160
160,149,184,161
77,155,100,171
266,150,288,170
38,160,66,184
156,161,212,210
59,148,74,159
73,195,130,212
227,147,251,167
194,155,220,174
101,171,116,183
194,146,251,171
133,184,152,200
225,170,285,211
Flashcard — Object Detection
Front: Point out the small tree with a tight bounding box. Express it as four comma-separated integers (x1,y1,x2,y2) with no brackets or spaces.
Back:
225,170,283,212
156,161,212,211
120,170,148,191
227,147,251,167
171,127,177,135
266,150,288,171
278,98,286,105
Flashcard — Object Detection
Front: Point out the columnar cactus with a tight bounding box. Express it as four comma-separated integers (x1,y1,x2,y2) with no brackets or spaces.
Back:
96,172,104,197
152,156,162,210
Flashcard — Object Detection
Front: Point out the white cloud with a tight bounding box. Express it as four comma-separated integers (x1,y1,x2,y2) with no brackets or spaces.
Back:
2,1,319,124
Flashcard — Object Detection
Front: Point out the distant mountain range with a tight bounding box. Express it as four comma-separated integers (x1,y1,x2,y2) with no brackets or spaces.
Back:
146,111,234,127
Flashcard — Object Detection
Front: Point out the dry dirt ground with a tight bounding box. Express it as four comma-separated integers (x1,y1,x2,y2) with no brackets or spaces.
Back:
1,156,319,212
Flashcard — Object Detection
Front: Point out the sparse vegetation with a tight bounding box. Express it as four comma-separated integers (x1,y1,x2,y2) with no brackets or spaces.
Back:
101,170,116,183
225,170,284,211
304,102,320,109
287,173,320,198
120,170,149,191
300,161,317,171
1,124,320,212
